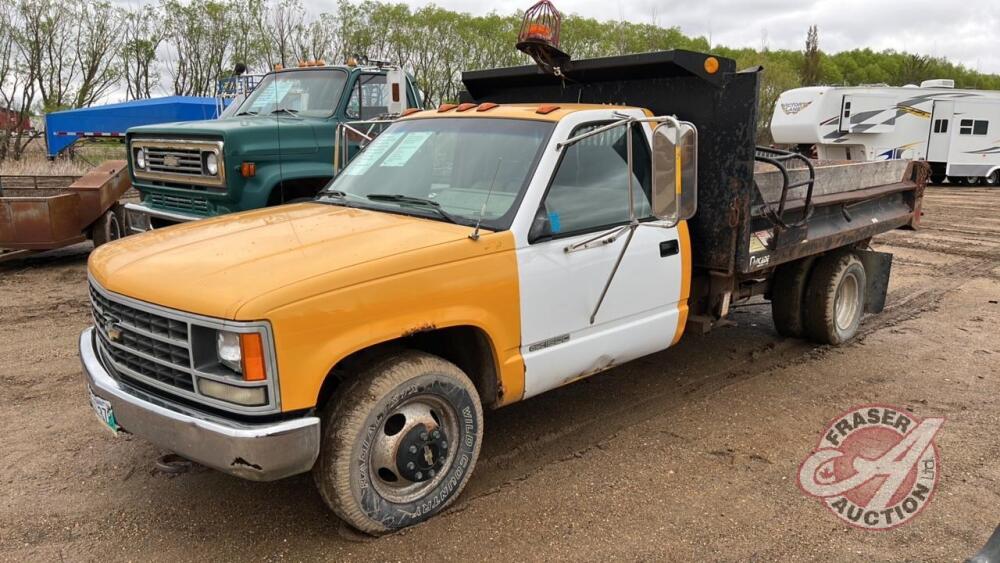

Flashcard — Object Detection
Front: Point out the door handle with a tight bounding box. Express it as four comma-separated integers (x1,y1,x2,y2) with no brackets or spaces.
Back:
659,239,679,257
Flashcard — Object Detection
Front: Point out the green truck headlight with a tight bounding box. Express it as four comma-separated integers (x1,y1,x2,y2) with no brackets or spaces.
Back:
205,153,219,175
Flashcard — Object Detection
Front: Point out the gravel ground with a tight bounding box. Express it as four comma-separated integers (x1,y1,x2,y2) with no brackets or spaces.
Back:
1,186,998,562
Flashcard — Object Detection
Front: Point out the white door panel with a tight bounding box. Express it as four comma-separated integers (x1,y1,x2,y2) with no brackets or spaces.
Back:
518,225,681,398
512,108,685,400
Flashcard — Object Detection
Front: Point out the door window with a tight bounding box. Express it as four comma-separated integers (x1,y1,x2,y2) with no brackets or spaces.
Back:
933,119,949,133
346,74,390,120
537,123,652,239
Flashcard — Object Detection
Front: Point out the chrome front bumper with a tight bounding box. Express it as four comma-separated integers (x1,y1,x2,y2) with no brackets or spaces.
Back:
79,328,320,481
124,202,201,233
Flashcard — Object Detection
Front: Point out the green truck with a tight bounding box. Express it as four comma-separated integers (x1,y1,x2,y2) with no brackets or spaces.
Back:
124,64,423,231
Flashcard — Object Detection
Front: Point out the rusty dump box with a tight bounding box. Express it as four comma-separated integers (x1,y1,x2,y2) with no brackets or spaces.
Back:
0,160,130,252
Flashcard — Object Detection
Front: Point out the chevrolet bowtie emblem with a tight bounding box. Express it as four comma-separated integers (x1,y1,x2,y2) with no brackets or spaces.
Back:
105,321,123,343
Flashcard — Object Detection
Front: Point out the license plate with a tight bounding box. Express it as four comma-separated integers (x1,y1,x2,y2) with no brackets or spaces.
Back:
88,386,120,434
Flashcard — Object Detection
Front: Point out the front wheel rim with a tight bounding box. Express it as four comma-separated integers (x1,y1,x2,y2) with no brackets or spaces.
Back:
368,394,460,504
834,272,861,332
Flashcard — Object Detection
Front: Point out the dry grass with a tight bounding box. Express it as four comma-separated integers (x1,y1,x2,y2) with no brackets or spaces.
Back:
0,140,126,177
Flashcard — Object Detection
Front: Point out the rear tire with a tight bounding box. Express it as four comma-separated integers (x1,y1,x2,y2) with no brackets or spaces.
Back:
771,257,816,338
803,251,867,345
983,170,999,187
313,350,484,535
90,209,123,247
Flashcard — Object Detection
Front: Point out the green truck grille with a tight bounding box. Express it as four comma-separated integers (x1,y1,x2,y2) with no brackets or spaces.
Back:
148,192,210,214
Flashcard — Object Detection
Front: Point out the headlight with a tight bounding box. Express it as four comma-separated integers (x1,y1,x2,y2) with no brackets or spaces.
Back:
205,152,219,175
215,330,267,381
135,148,146,169
216,331,242,373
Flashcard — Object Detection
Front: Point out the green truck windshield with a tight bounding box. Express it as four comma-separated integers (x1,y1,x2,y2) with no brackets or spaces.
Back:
238,69,348,117
322,118,554,228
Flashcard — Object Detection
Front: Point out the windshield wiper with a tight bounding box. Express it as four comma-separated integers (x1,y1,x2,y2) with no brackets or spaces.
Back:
235,110,258,116
366,194,463,225
271,108,299,116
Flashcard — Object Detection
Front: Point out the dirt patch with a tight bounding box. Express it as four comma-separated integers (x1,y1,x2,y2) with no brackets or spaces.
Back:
1,187,998,561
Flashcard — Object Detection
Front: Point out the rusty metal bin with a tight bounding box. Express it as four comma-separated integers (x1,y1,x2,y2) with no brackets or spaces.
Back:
0,160,131,252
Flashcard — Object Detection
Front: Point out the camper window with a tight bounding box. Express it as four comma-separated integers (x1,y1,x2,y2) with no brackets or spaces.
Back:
960,120,989,136
933,119,949,134
843,101,851,119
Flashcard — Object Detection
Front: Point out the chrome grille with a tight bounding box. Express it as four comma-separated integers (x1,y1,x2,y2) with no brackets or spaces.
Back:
145,147,204,176
131,139,225,188
90,283,194,392
87,280,281,415
147,192,210,214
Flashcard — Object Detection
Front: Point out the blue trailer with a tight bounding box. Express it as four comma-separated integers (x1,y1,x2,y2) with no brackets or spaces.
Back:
44,96,218,158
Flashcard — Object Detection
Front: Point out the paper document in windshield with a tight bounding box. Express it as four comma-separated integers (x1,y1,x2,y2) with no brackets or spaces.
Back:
345,132,403,175
381,132,433,167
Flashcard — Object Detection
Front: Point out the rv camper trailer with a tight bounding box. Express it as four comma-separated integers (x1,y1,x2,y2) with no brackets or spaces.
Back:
771,81,1000,185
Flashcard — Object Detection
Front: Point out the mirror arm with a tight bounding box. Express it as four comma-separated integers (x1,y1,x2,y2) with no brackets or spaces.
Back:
588,221,639,324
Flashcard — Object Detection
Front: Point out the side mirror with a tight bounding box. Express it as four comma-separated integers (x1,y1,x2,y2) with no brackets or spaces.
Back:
651,120,698,225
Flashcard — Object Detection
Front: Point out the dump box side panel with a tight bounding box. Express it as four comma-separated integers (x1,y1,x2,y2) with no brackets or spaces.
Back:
740,161,926,273
460,51,759,274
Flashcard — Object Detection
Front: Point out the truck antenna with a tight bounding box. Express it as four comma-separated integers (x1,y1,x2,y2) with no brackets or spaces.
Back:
470,158,502,241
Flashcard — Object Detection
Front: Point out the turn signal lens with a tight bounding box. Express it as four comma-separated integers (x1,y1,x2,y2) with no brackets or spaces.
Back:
240,333,266,382
241,162,256,177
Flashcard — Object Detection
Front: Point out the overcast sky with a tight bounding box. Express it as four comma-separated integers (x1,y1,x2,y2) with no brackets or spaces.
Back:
330,0,1000,74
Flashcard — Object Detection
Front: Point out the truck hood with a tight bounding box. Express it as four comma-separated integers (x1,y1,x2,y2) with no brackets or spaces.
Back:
89,203,482,320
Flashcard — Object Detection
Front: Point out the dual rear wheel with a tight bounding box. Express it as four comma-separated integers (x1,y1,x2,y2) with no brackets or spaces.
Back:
771,250,867,345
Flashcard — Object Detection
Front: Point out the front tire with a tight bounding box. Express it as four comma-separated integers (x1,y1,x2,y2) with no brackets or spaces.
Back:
803,251,867,345
313,351,484,535
983,170,999,187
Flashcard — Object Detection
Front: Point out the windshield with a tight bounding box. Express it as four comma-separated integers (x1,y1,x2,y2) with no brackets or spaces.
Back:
321,118,554,229
236,69,348,118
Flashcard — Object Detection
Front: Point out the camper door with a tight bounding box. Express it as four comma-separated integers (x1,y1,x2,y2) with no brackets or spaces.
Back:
926,100,954,163
839,94,896,134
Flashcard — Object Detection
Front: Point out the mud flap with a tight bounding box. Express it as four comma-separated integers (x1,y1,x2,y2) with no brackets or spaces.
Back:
855,249,892,314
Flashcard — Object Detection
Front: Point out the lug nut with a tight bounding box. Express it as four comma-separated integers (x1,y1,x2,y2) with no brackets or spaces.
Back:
409,445,418,454
420,431,428,440
407,462,415,470
432,430,440,439
415,471,423,480
428,469,435,477
440,440,448,450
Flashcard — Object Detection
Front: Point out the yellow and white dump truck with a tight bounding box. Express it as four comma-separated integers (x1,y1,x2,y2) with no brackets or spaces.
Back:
80,50,926,534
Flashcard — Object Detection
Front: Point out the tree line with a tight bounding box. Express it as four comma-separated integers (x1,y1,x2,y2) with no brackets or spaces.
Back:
3,0,1000,159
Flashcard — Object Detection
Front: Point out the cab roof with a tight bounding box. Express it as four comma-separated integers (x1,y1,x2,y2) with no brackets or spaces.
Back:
399,103,645,122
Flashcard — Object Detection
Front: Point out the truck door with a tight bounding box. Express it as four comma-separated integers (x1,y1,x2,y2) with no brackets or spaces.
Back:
516,119,686,399
926,100,954,164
